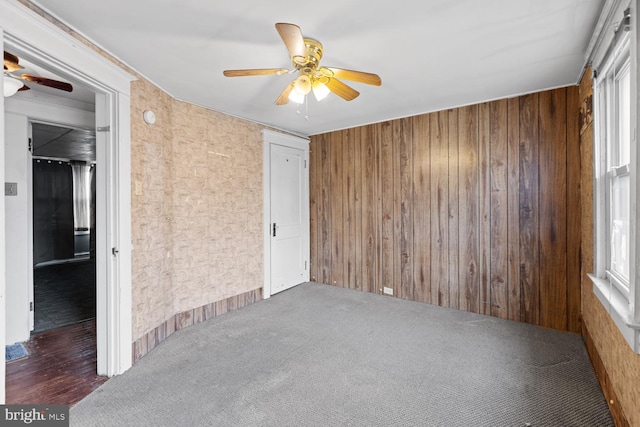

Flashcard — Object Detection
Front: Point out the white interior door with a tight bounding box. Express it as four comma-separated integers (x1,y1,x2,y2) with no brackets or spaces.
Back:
27,122,34,332
262,130,310,299
270,143,307,295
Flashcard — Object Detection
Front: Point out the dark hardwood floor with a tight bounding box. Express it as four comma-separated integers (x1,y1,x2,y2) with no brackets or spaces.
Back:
5,319,107,406
33,259,96,333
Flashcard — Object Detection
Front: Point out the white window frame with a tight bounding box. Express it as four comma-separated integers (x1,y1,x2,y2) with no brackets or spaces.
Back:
588,0,640,353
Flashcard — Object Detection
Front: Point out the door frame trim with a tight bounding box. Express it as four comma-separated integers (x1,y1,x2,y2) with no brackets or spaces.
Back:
262,130,310,299
0,1,135,398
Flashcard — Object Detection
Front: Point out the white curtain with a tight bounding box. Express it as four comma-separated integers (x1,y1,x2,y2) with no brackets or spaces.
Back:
71,161,92,230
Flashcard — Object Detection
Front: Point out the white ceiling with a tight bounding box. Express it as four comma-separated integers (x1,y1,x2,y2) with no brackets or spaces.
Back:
4,54,96,161
5,55,95,111
27,0,604,137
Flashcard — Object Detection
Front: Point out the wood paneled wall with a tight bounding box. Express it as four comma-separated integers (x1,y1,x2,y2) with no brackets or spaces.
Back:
309,87,581,332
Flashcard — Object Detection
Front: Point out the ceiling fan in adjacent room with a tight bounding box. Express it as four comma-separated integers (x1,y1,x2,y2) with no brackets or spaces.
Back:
223,23,381,105
3,51,73,97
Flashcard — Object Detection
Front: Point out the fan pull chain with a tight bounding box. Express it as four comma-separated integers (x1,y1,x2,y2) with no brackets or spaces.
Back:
304,95,309,120
294,95,310,120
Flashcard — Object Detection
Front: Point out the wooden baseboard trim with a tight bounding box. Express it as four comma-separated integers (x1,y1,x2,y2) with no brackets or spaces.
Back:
132,288,262,364
582,322,630,427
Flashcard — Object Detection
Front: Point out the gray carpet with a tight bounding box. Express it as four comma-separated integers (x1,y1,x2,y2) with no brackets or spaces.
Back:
71,282,613,427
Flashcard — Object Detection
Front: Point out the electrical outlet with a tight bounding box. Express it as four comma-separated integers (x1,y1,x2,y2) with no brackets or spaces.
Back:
383,287,393,295
135,180,143,196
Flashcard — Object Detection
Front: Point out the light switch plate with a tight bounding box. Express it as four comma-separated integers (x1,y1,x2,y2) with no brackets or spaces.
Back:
5,182,17,196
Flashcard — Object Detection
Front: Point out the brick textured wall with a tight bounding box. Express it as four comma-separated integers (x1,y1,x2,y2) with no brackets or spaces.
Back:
579,67,640,427
19,0,271,358
130,80,264,340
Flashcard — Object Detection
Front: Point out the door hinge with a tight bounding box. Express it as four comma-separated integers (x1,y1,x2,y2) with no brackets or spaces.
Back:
305,261,307,270
30,301,33,312
28,138,32,153
622,8,631,32
112,247,119,256
97,126,111,132
304,160,307,168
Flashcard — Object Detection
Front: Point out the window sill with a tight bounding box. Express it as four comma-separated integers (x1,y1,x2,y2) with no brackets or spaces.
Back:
589,274,640,354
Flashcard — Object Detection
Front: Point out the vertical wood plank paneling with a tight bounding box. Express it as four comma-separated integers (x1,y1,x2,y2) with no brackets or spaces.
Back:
566,85,581,333
489,99,509,319
380,121,394,293
392,121,402,296
412,114,431,304
397,118,414,300
330,131,344,287
479,102,492,315
448,110,459,309
507,97,521,322
430,111,449,306
344,128,356,289
361,125,377,293
309,139,319,282
374,124,383,295
538,89,568,330
519,93,540,325
458,105,480,313
320,133,332,284
354,127,363,291
308,86,580,334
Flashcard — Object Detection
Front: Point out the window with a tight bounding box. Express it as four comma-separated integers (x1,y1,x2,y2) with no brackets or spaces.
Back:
71,161,93,230
590,5,640,353
602,39,631,296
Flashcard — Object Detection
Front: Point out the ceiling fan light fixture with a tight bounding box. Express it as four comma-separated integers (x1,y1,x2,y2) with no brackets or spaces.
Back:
312,81,330,101
222,23,381,107
293,74,311,95
3,76,22,97
288,89,305,104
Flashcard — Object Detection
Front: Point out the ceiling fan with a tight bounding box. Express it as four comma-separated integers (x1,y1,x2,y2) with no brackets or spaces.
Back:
223,23,381,105
3,51,73,97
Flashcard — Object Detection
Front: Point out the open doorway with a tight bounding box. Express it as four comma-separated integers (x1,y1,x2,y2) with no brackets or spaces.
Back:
2,3,134,402
4,62,106,403
31,122,97,335
5,120,107,405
